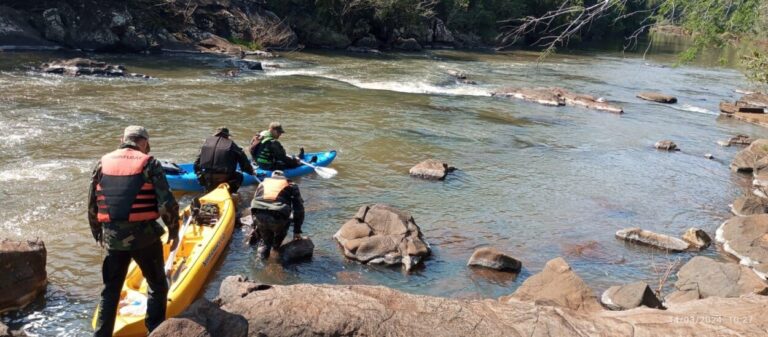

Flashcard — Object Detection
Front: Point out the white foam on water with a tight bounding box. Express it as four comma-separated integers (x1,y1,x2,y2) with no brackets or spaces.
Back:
0,160,91,182
330,77,491,96
674,104,716,115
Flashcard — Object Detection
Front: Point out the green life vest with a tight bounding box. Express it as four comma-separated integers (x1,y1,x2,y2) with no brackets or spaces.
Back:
255,136,275,166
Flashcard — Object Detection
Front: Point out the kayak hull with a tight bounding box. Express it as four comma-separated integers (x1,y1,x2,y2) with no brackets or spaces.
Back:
91,184,236,337
166,150,337,192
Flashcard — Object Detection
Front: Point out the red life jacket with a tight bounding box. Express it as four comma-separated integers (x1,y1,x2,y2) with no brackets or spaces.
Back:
96,148,160,222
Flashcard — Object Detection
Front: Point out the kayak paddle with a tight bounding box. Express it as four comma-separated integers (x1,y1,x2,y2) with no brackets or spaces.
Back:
299,159,337,179
164,214,192,279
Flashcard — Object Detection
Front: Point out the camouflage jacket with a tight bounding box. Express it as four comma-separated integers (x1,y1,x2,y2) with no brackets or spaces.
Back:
88,143,179,251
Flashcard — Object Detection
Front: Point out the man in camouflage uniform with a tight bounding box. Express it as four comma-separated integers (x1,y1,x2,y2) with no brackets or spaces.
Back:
88,126,179,337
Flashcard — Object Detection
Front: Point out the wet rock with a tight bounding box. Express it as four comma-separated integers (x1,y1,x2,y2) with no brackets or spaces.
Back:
491,87,565,106
409,159,455,180
600,281,664,310
737,92,768,110
730,138,768,172
215,273,768,336
681,228,711,250
674,256,768,298
197,34,245,58
333,204,430,271
731,195,768,216
149,298,247,337
395,38,422,51
277,238,314,263
500,257,601,312
654,140,679,151
0,6,59,50
637,92,677,103
716,214,768,280
719,101,738,114
228,59,263,71
0,238,47,314
446,70,476,85
492,87,623,112
729,134,754,146
704,153,714,159
39,58,150,78
467,247,521,272
615,227,690,252
346,46,381,55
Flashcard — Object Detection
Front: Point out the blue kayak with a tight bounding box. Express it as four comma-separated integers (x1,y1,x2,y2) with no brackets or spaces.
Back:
164,151,337,192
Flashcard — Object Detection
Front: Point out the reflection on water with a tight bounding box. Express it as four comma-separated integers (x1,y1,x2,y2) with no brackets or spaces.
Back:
1,46,767,335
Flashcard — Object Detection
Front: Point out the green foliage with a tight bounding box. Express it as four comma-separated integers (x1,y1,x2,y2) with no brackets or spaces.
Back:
227,37,263,51
744,50,768,85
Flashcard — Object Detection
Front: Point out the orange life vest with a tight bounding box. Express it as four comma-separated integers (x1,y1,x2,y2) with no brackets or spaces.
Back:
261,177,289,201
96,148,159,222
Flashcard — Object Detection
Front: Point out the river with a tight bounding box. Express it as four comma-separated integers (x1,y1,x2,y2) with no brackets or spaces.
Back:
1,44,766,336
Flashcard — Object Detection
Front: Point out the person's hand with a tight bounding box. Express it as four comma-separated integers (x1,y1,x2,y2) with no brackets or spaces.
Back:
293,233,302,240
92,228,103,247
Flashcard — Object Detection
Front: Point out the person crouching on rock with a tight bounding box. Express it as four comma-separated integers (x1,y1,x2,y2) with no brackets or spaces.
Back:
248,170,305,259
193,127,255,194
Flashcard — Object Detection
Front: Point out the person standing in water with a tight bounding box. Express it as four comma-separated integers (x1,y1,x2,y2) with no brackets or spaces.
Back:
194,127,255,193
248,170,305,259
88,126,179,337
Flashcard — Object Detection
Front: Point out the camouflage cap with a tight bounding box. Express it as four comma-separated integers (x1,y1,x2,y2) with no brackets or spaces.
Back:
269,121,285,133
123,125,149,140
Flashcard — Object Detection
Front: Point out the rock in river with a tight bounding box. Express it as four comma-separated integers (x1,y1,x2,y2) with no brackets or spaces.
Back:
600,281,664,310
409,159,455,180
731,195,768,216
716,214,768,280
333,204,430,271
467,247,522,272
674,256,768,298
0,238,47,314
149,298,247,337
654,140,678,151
615,227,691,252
681,227,711,251
730,138,768,172
500,257,601,312
40,58,150,78
637,92,677,103
277,237,314,263
492,87,623,113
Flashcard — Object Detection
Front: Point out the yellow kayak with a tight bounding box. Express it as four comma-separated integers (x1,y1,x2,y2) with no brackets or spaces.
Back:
92,184,236,337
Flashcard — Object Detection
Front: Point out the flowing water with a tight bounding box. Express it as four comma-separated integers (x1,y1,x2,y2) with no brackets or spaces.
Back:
1,45,767,336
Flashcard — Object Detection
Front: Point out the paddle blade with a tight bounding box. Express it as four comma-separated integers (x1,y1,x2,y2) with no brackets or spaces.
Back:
314,166,337,179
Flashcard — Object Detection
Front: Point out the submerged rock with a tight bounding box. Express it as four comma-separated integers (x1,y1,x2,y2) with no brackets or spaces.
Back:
637,92,677,103
681,228,711,251
654,140,679,151
492,87,623,113
40,58,150,78
674,256,768,298
716,214,768,280
409,159,455,180
277,238,314,263
731,195,768,216
149,298,247,337
500,257,601,312
730,138,768,172
600,281,664,311
333,204,430,271
0,238,47,314
615,227,690,252
467,247,521,272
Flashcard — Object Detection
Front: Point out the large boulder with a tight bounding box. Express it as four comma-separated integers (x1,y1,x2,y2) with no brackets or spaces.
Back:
615,228,691,252
432,18,454,44
731,195,768,216
492,87,565,106
334,204,430,271
467,247,522,272
600,281,664,310
409,159,455,180
730,138,768,172
277,237,314,263
215,273,768,336
674,256,768,298
737,92,768,110
0,239,47,314
500,257,601,312
637,92,677,103
716,214,768,279
0,6,59,50
681,228,712,250
551,87,623,113
149,298,247,337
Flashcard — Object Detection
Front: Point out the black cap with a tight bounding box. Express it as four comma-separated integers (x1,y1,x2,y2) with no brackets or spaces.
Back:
215,127,231,137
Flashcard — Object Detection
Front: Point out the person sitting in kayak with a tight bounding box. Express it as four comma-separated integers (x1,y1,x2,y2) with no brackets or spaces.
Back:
248,170,305,259
193,127,255,193
248,129,270,162
253,122,304,171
